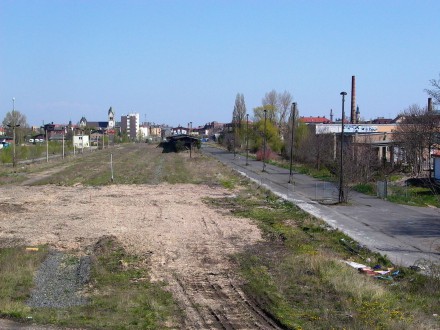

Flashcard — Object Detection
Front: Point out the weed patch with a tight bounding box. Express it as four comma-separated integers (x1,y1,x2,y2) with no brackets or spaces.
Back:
0,245,49,319
207,185,440,329
0,237,181,329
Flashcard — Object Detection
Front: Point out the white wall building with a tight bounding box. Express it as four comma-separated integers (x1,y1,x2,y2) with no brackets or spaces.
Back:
139,126,149,140
73,135,90,148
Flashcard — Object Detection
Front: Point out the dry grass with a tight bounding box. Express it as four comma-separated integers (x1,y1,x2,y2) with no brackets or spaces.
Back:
1,143,439,329
0,246,49,319
214,185,440,329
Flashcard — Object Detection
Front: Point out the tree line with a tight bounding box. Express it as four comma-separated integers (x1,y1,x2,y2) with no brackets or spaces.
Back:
222,73,440,193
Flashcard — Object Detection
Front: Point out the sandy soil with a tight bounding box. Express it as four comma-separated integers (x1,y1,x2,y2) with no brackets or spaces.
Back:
0,183,282,329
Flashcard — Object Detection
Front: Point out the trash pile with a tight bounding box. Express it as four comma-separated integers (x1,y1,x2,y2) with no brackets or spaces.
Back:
344,261,401,280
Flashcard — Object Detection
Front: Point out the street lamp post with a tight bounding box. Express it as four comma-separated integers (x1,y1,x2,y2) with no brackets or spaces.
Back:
62,127,65,159
45,127,49,162
7,98,20,167
72,127,76,156
288,102,296,183
246,114,249,166
189,121,193,156
339,92,347,203
262,109,267,172
233,116,236,158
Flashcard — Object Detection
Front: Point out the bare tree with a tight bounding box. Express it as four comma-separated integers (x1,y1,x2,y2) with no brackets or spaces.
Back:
232,93,246,128
393,104,440,176
352,136,381,183
2,110,28,144
261,89,294,130
278,90,293,128
262,90,278,123
425,73,440,105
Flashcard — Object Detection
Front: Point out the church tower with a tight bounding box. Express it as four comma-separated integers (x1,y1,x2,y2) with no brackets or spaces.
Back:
108,107,115,129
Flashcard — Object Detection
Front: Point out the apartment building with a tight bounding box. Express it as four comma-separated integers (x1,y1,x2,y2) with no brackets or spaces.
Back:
121,113,140,140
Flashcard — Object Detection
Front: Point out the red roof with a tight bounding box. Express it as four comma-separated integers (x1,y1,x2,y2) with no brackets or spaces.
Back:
299,116,331,124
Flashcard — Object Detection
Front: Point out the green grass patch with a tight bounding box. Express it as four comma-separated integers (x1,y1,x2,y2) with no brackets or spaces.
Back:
0,237,181,329
353,183,375,195
297,165,333,181
387,186,440,208
206,183,440,329
23,144,236,187
0,245,49,319
353,182,440,208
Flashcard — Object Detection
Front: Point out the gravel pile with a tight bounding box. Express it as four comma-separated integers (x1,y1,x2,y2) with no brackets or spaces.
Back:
27,251,91,308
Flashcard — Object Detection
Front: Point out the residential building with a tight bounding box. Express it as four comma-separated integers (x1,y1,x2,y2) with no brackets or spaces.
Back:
73,135,90,148
161,126,172,139
299,116,331,124
138,123,150,141
171,126,188,135
149,125,162,138
371,117,394,125
121,113,140,140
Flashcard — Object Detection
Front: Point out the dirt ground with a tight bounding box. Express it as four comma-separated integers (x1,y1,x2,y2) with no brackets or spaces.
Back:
0,183,282,329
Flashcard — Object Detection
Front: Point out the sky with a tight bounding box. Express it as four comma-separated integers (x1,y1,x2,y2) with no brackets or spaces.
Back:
1,0,439,128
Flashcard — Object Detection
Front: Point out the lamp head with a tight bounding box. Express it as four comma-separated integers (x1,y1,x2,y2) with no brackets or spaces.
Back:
340,92,347,96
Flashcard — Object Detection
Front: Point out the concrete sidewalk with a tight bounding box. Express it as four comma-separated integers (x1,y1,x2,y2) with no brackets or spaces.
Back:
202,145,440,268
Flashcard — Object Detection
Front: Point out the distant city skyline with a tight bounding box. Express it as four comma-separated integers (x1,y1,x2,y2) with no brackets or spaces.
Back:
1,1,439,127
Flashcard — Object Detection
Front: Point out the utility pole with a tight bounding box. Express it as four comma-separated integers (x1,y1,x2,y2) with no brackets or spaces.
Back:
262,109,267,172
45,127,49,162
339,92,347,203
73,127,76,156
62,127,65,159
233,116,236,158
190,122,193,157
7,98,20,167
288,102,296,183
246,114,249,166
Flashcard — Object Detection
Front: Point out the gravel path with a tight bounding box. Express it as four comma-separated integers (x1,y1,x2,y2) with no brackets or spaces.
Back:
27,251,90,308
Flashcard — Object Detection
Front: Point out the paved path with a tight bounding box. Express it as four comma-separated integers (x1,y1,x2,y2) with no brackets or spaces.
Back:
202,145,440,268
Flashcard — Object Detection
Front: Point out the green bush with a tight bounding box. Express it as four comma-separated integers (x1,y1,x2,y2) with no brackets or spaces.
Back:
0,147,12,164
353,183,375,195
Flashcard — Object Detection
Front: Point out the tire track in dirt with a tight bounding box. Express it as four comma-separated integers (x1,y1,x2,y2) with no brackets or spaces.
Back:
0,184,281,329
18,164,72,186
170,272,283,329
148,201,282,329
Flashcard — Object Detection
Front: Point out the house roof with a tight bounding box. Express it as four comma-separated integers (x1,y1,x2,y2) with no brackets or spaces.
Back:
166,134,199,142
299,116,331,124
372,118,394,124
86,121,109,129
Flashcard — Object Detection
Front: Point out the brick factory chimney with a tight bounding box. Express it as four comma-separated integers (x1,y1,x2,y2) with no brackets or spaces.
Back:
350,75,356,123
428,98,433,112
330,109,333,123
